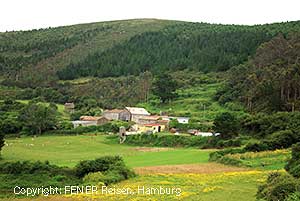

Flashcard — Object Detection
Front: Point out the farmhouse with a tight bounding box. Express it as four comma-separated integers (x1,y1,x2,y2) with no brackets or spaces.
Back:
64,102,75,113
125,107,150,123
72,116,110,128
137,115,161,124
132,123,166,134
103,109,131,121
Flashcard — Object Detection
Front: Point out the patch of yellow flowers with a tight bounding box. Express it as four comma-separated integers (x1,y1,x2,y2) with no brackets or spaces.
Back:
64,170,272,201
227,149,290,160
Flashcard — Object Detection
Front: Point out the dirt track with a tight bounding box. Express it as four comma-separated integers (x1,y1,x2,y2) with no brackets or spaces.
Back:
134,162,248,174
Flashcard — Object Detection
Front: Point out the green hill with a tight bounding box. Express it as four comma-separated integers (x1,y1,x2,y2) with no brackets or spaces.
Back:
1,19,300,87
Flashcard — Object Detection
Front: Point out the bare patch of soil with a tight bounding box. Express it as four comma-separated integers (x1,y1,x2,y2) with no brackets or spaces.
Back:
134,163,248,174
131,147,173,152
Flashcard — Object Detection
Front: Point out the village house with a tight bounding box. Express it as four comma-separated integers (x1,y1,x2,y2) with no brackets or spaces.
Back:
132,123,166,134
125,107,150,123
64,102,75,113
103,109,131,121
137,115,161,124
71,116,110,128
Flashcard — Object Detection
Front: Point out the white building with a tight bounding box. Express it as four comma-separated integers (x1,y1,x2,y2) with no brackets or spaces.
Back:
125,107,150,123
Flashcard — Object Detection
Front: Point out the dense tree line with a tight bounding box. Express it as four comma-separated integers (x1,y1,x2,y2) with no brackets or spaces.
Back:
57,21,300,80
217,33,300,112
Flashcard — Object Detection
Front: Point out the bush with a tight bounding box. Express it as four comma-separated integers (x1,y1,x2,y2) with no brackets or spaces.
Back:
257,172,299,201
244,130,299,152
213,112,239,139
53,121,133,135
83,172,105,185
267,130,298,150
243,112,300,138
0,161,60,175
244,142,269,152
285,143,300,178
209,148,246,165
57,121,73,130
75,156,135,185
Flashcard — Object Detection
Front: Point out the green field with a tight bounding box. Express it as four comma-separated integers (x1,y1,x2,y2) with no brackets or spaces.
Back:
1,135,289,201
1,135,211,167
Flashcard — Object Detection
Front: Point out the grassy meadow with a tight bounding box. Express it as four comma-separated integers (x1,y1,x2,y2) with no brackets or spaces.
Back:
1,135,211,167
1,134,290,201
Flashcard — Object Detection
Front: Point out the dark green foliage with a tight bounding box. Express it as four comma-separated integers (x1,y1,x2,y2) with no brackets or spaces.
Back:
1,20,300,88
0,118,22,135
65,73,153,109
0,161,58,175
75,156,135,185
16,87,68,104
56,21,300,80
0,99,25,135
257,172,300,201
213,112,239,139
124,134,241,148
0,161,79,198
242,112,300,138
18,102,58,135
267,130,299,150
53,121,133,135
152,73,178,103
0,133,4,155
244,142,269,152
286,143,300,178
218,33,300,112
244,130,299,152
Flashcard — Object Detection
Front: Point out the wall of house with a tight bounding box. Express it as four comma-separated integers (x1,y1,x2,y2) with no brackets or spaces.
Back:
96,118,109,125
103,112,119,120
119,111,131,121
72,121,97,128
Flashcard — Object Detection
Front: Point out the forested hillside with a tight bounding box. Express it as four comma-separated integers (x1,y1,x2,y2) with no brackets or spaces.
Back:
216,33,300,112
1,19,300,87
0,19,175,87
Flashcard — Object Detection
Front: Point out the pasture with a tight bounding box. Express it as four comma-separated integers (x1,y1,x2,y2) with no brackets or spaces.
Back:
0,134,289,201
1,135,211,167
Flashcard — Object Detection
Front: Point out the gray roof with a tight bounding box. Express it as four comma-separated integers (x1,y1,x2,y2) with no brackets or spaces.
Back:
125,107,150,115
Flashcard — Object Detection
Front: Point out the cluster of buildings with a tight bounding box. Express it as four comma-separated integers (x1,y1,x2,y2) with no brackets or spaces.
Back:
71,106,190,134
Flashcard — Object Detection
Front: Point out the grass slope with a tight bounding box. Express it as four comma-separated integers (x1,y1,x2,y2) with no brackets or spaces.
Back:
1,135,211,167
138,81,245,123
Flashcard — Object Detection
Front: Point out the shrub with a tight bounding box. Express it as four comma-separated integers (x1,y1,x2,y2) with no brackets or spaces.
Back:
285,143,300,178
257,172,299,201
83,172,105,185
244,130,299,152
0,161,59,175
244,142,269,152
242,112,300,138
57,121,74,130
213,112,239,139
267,130,298,150
209,148,246,165
75,156,135,185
